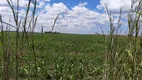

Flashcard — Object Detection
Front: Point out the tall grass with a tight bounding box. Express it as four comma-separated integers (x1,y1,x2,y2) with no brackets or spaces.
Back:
0,0,38,79
0,0,142,80
104,0,142,79
51,14,59,32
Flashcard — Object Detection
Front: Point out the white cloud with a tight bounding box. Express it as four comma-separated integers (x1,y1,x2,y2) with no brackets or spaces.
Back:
97,0,131,13
78,2,88,7
45,2,69,15
0,0,31,8
36,2,108,33
37,1,46,8
0,0,109,34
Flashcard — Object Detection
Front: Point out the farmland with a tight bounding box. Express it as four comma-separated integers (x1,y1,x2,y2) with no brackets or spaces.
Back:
0,0,142,79
1,32,136,80
0,33,107,79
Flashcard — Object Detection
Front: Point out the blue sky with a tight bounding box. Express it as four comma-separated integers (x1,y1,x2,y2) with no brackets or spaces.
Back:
0,0,133,34
50,0,100,10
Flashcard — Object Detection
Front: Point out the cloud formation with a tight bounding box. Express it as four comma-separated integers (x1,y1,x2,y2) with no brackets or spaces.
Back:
97,0,131,13
0,0,134,34
0,0,109,34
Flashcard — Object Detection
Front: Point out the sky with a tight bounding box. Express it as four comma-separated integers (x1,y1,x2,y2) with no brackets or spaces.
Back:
0,0,137,34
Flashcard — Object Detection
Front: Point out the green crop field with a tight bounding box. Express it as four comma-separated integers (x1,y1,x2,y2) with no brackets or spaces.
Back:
0,33,107,79
1,0,142,80
0,32,133,80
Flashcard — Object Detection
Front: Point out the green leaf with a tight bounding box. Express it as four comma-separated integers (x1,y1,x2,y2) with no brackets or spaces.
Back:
126,49,133,60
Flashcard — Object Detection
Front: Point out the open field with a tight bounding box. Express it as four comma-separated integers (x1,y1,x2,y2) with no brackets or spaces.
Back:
0,0,142,80
0,33,107,79
1,32,137,80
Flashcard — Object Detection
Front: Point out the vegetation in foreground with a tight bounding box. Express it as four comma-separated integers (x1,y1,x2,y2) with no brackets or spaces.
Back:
0,32,130,80
0,0,142,80
0,33,107,79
